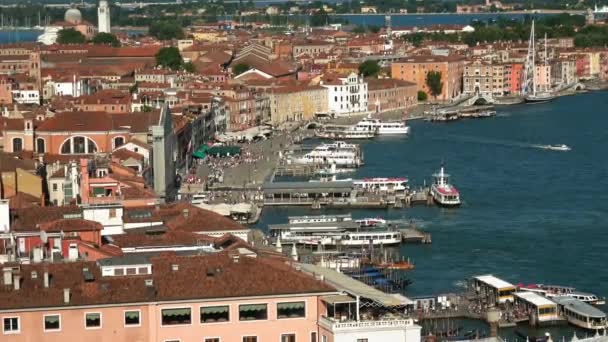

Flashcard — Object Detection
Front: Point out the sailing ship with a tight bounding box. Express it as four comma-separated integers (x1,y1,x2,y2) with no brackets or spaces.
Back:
522,21,556,103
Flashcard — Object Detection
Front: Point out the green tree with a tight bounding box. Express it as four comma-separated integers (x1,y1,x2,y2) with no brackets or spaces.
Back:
358,60,380,78
183,61,196,73
149,20,185,40
233,63,251,75
417,91,428,102
92,32,121,47
57,28,86,44
310,8,328,27
425,71,443,99
155,47,183,71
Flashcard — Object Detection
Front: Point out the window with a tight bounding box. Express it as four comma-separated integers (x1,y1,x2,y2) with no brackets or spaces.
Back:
239,304,267,321
36,138,45,153
205,339,220,342
122,310,140,326
161,308,191,325
200,305,229,323
243,337,257,342
52,183,58,192
311,332,317,342
60,136,98,154
357,339,369,342
85,312,101,329
282,334,296,342
3,317,19,334
322,335,328,342
44,314,61,331
277,301,305,319
114,136,125,149
12,138,23,152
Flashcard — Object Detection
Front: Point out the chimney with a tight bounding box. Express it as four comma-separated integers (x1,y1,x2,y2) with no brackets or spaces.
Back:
44,271,49,288
182,209,189,218
2,267,12,286
80,159,90,204
63,288,70,304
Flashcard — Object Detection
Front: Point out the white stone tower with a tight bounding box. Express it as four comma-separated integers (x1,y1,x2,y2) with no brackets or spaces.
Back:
98,0,111,33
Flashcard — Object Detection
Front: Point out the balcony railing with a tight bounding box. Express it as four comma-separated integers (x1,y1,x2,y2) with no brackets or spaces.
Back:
319,316,415,331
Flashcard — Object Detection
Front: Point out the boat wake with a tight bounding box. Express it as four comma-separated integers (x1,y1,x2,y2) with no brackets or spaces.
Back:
441,134,540,150
442,135,570,152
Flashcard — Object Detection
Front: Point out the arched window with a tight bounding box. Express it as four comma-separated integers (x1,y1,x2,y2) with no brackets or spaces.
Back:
36,138,45,153
114,136,125,149
12,138,23,152
59,136,99,154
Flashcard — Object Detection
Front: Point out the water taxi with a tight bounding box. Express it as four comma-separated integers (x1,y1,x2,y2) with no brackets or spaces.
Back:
542,144,571,151
354,118,410,135
430,164,461,207
553,296,608,331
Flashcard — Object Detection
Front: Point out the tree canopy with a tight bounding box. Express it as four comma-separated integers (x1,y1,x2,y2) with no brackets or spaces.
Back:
233,63,251,75
417,91,428,102
426,71,444,99
359,60,381,78
149,20,185,40
57,28,86,44
155,47,183,71
92,32,121,47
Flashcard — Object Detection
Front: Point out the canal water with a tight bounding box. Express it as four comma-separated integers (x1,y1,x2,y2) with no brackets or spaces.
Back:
256,91,608,339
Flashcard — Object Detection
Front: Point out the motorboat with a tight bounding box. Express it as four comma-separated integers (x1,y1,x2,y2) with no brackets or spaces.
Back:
537,144,571,151
430,164,461,207
354,118,410,135
525,93,557,103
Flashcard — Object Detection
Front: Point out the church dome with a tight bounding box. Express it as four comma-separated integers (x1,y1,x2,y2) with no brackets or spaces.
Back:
64,8,82,24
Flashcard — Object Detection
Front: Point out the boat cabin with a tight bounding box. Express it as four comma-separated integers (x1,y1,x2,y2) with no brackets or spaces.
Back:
514,291,560,325
553,296,608,331
473,274,516,304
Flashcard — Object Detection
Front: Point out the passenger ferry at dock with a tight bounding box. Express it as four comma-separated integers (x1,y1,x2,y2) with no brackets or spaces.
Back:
430,164,461,207
288,214,352,225
271,214,402,247
520,284,605,305
353,177,409,193
315,126,376,139
292,141,363,166
354,118,410,135
553,296,608,331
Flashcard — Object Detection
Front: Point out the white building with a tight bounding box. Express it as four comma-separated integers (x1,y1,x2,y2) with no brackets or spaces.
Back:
98,0,111,33
321,72,369,116
11,90,39,104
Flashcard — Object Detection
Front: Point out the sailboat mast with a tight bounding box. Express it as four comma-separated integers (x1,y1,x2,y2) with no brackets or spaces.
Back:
544,32,548,92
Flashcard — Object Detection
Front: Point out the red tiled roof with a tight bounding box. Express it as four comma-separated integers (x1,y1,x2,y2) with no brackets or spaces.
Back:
11,206,83,231
0,253,335,310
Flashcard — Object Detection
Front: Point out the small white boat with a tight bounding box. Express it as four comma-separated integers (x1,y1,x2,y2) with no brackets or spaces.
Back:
430,164,461,207
538,144,571,151
355,218,387,228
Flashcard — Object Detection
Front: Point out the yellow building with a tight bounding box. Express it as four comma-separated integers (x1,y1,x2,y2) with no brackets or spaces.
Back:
267,86,328,126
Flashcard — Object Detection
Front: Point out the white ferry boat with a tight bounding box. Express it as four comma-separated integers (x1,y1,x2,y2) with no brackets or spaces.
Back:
430,164,461,207
519,284,605,306
354,118,410,135
315,126,376,139
553,296,608,331
293,150,362,166
353,177,409,193
355,217,387,228
288,214,352,225
270,218,401,247
542,144,571,152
